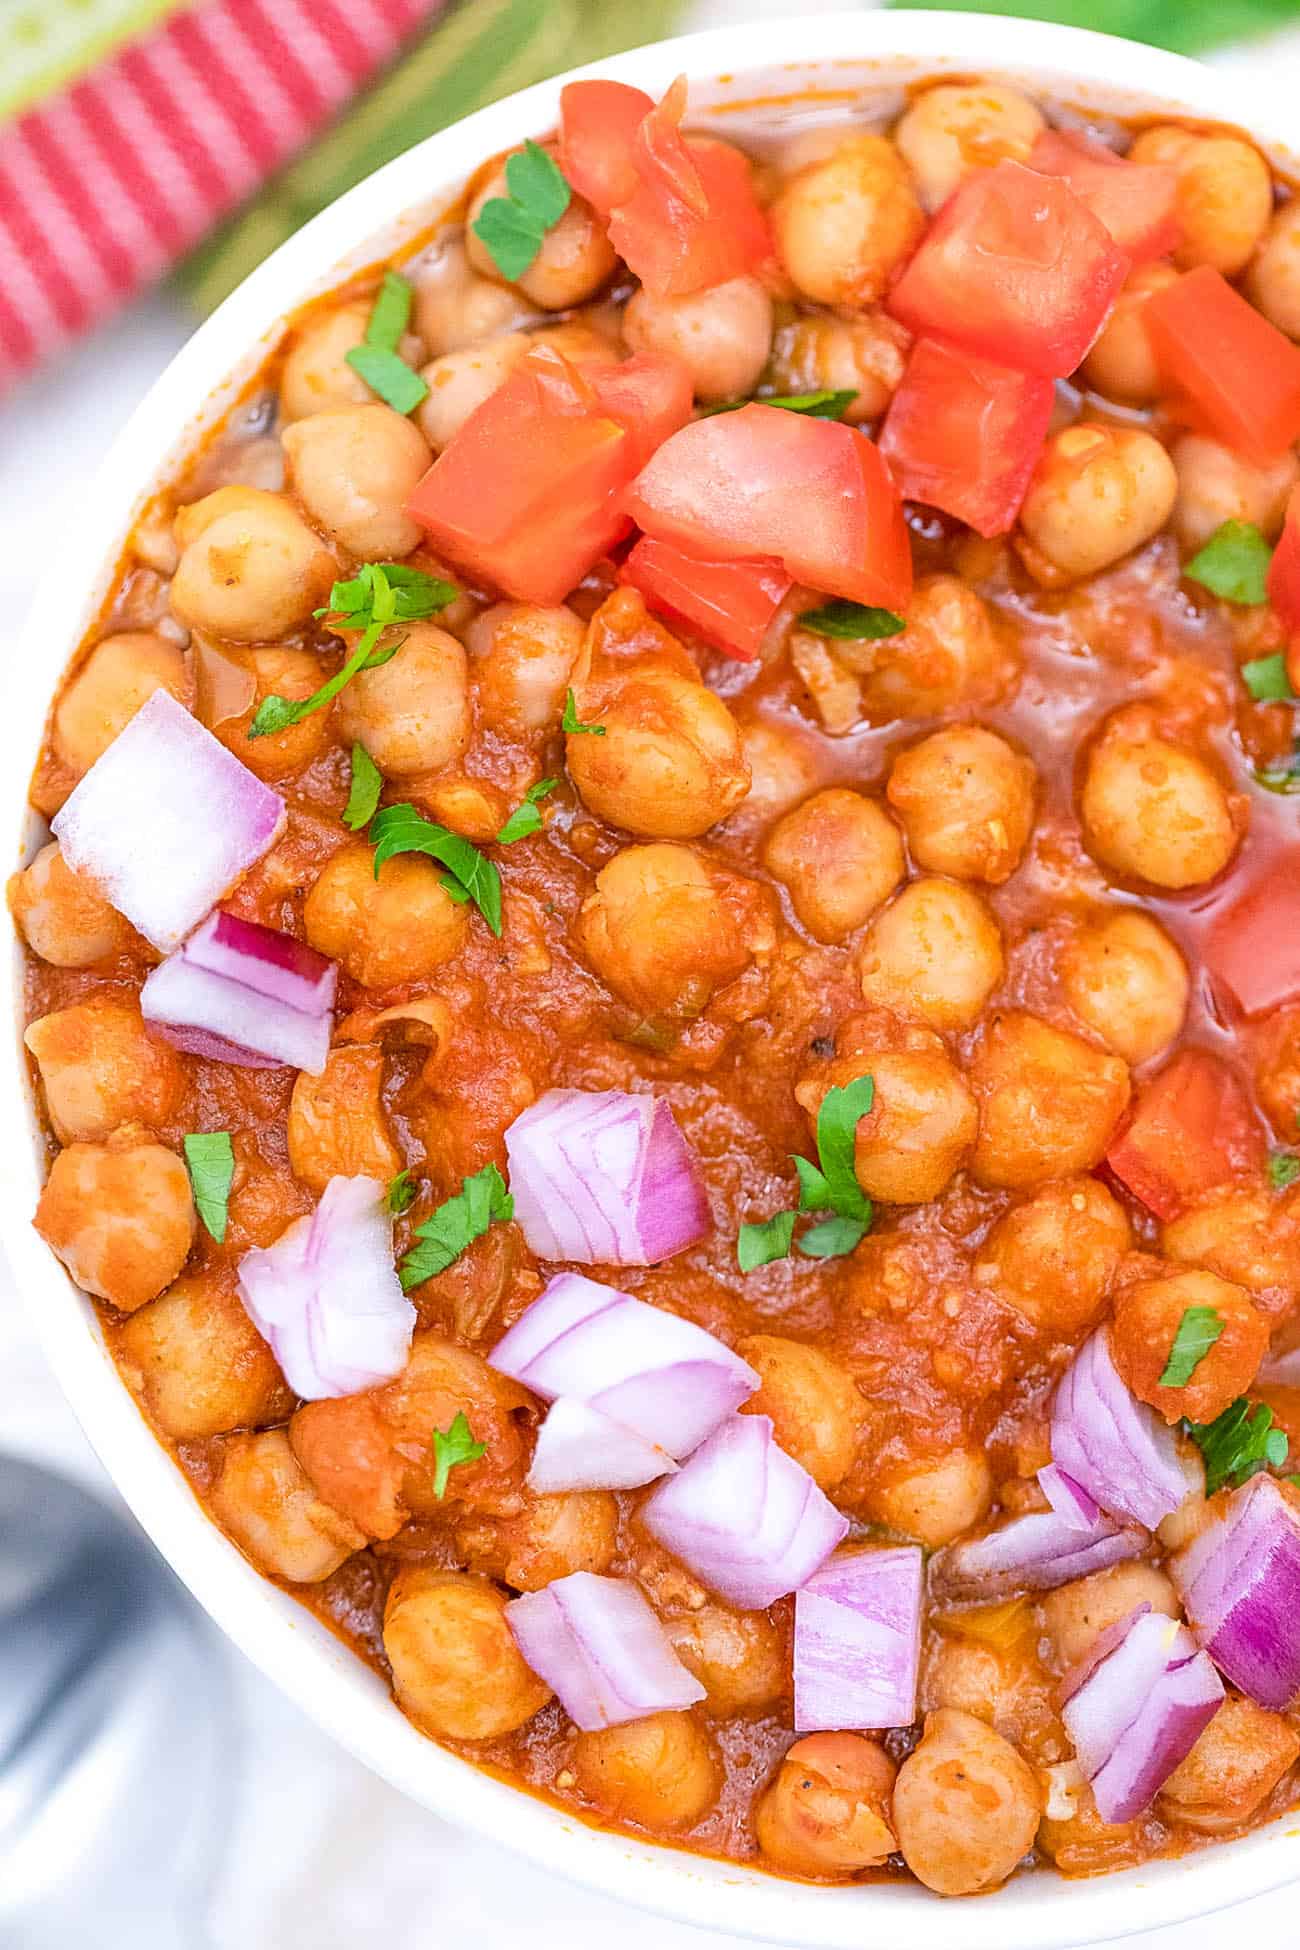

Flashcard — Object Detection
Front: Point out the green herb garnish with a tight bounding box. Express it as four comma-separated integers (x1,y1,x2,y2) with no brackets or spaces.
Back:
471,140,571,282
343,743,384,831
736,1074,876,1268
399,1162,514,1291
1270,1151,1300,1190
562,689,605,736
1159,1305,1224,1388
1186,1396,1289,1495
431,1410,487,1499
387,1168,417,1216
1255,748,1300,794
344,271,428,414
1184,520,1272,605
496,777,558,844
368,803,503,936
702,389,857,421
183,1131,235,1244
1243,652,1295,703
798,602,906,641
737,1210,797,1271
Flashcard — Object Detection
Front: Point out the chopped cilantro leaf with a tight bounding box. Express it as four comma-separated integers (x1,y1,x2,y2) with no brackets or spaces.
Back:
369,803,503,936
1184,520,1272,605
1243,651,1295,702
702,389,857,421
1158,1305,1224,1387
344,272,427,412
343,743,383,831
741,1075,876,1271
496,777,558,844
364,270,413,353
798,1213,871,1259
431,1410,487,1499
737,1210,796,1271
1186,1395,1289,1495
562,689,605,736
183,1131,235,1243
387,1168,417,1216
1270,1151,1300,1190
399,1163,514,1291
471,139,571,282
798,601,906,641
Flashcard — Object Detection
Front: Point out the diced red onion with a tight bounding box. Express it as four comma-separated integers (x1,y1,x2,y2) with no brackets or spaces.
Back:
237,1176,415,1399
1039,1463,1101,1533
504,1089,710,1265
141,909,336,1073
506,1572,705,1729
931,1507,1146,1604
1171,1474,1300,1710
794,1545,923,1732
642,1414,848,1610
1051,1327,1192,1531
1060,1605,1224,1822
527,1396,678,1493
52,689,284,953
490,1271,758,1462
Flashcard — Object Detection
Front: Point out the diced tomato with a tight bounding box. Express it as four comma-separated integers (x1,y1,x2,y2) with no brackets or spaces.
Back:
1028,129,1179,263
1106,1049,1266,1221
625,403,913,611
1269,486,1300,637
1206,859,1300,1018
886,160,1129,379
620,536,792,661
607,78,772,298
589,353,693,471
1143,266,1300,464
558,79,654,215
878,337,1054,537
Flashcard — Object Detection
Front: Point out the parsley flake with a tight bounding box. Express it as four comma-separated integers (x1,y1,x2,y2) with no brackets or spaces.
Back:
1243,651,1295,703
1186,1396,1289,1495
368,803,503,936
387,1168,417,1216
431,1410,487,1499
1159,1305,1224,1388
471,140,571,282
343,743,384,831
344,271,428,413
1184,520,1272,605
1255,750,1300,794
496,777,558,844
737,1211,796,1271
1270,1151,1300,1190
563,689,605,736
798,601,906,641
737,1074,876,1269
399,1162,514,1291
702,389,857,421
183,1131,235,1243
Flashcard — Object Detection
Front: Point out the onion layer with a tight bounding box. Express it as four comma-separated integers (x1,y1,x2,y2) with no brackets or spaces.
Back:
1051,1328,1191,1531
794,1545,923,1732
1171,1474,1300,1710
931,1507,1146,1604
506,1572,705,1729
1038,1463,1101,1533
142,910,337,1073
526,1396,678,1493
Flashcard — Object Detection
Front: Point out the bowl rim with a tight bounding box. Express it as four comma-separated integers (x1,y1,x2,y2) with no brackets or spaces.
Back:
7,12,1300,1944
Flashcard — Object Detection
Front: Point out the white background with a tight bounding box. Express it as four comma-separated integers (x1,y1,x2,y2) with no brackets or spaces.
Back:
6,6,1300,1942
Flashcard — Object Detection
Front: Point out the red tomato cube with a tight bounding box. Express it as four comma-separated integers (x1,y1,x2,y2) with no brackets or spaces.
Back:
559,79,654,215
625,403,913,612
1143,266,1300,464
886,160,1129,379
879,337,1054,537
1269,487,1300,637
1106,1049,1266,1221
589,354,693,471
1028,129,1180,263
620,536,792,661
1206,859,1300,1018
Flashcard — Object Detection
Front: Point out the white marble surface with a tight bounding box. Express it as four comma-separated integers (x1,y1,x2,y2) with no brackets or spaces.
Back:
7,13,1300,1942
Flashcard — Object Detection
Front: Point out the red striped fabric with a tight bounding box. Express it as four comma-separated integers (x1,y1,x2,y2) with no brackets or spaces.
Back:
0,0,445,395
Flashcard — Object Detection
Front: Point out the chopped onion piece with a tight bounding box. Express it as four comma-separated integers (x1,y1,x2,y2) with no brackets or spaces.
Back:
642,1414,848,1610
506,1572,705,1729
490,1271,758,1461
52,689,285,952
237,1176,415,1399
1060,1605,1223,1823
794,1545,923,1732
527,1396,678,1493
1038,1463,1101,1533
504,1089,710,1265
931,1507,1146,1604
1171,1474,1300,1710
1051,1327,1192,1530
142,910,336,1073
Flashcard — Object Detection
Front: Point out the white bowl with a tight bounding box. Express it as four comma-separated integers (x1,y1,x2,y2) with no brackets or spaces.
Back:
5,12,1300,1943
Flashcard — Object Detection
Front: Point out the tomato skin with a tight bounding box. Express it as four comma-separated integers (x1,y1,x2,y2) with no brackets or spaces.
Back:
620,536,792,661
589,354,693,471
1206,859,1300,1018
1028,130,1179,263
886,160,1129,379
625,403,913,610
879,337,1054,537
1268,487,1300,637
559,79,654,215
1143,266,1300,464
1106,1049,1266,1220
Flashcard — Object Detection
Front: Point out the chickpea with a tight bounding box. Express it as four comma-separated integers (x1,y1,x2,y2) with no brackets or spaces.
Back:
466,601,584,738
467,155,616,310
1171,433,1298,553
755,1734,896,1879
772,135,925,308
852,575,1016,722
383,1566,550,1739
851,1041,978,1204
54,632,188,779
893,84,1045,211
864,1447,993,1548
459,1491,618,1592
567,669,749,839
893,1708,1041,1895
738,1335,862,1490
1081,263,1180,406
1158,1695,1300,1834
303,843,467,989
577,843,761,1020
887,727,1037,885
412,234,541,356
623,276,772,405
1163,1188,1300,1312
114,1268,291,1438
736,719,821,826
858,877,1004,1032
970,1011,1130,1191
170,487,336,642
8,842,129,967
1019,426,1177,582
25,996,185,1144
279,301,375,422
919,1633,1050,1749
1246,198,1300,339
1039,1563,1179,1674
35,1135,195,1312
768,311,910,425
1110,1268,1268,1424
764,790,905,942
215,645,331,782
1129,126,1272,275
662,1602,787,1717
976,1178,1130,1339
209,1428,366,1583
282,403,430,561
1060,910,1189,1065
789,630,861,735
525,319,621,368
1080,721,1240,890
570,1709,722,1833
336,624,470,777
416,333,529,450
287,1046,402,1193
1037,1779,1142,1876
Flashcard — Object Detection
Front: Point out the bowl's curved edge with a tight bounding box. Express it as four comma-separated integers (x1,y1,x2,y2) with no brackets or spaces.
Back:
6,15,1300,1946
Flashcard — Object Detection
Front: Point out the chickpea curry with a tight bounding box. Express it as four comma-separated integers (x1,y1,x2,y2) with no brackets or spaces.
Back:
16,70,1300,1898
